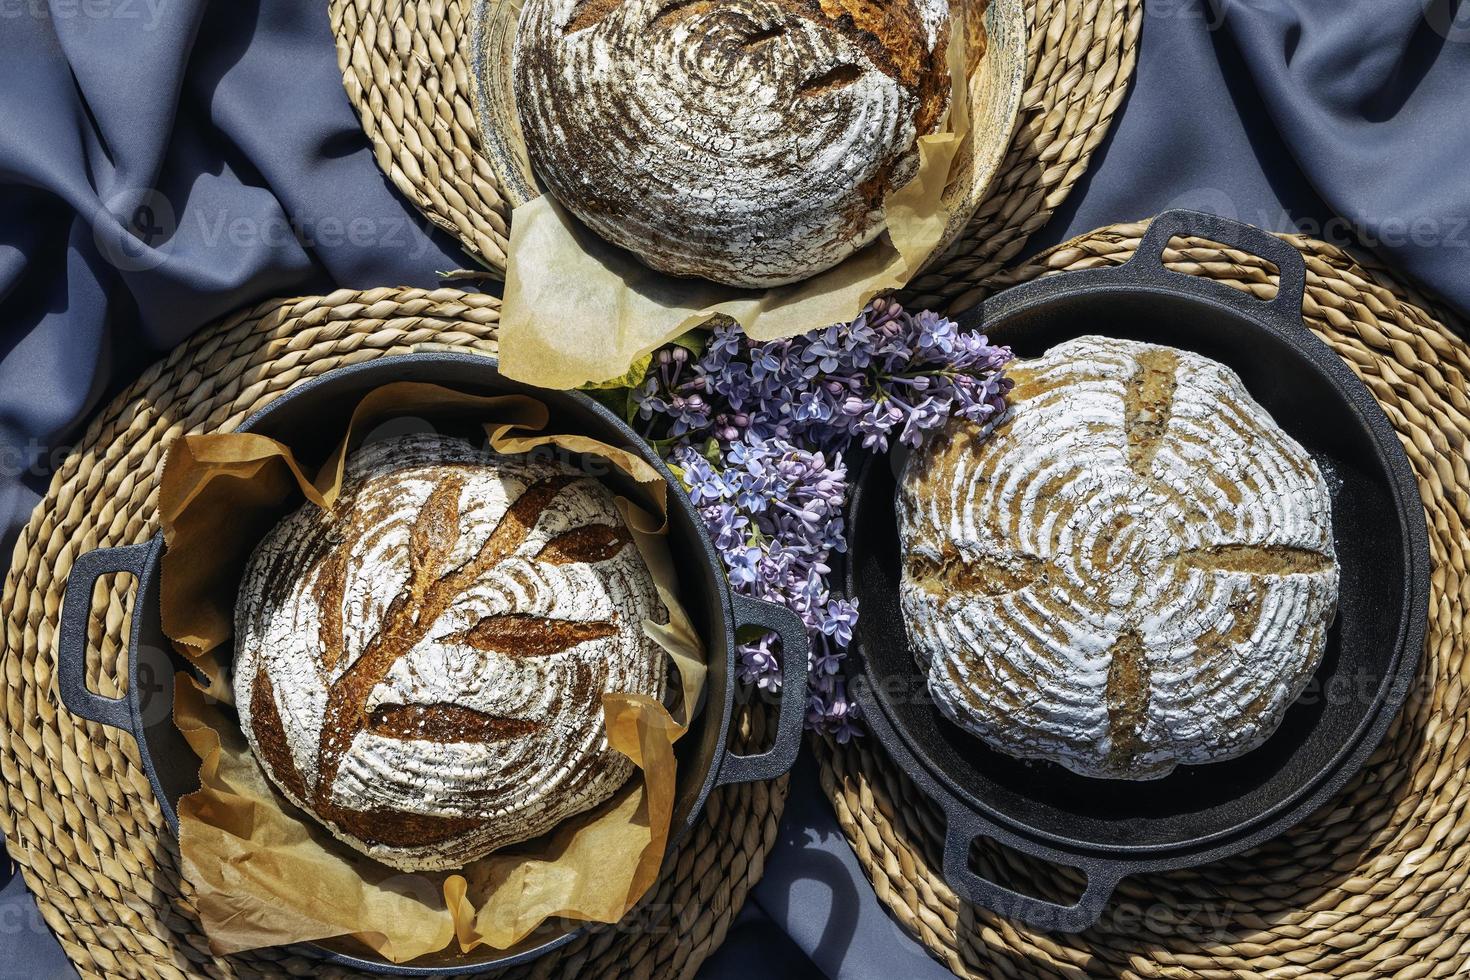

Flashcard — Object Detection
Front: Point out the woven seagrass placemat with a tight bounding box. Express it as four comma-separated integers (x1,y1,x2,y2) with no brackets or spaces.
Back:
819,220,1470,978
0,287,789,979
326,0,1141,280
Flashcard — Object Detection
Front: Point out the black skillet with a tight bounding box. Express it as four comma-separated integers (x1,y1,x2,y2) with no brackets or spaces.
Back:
846,210,1430,932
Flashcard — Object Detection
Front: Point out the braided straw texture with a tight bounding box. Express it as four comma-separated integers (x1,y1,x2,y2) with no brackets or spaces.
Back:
326,0,1141,281
820,221,1470,978
330,0,512,271
904,0,1141,314
0,287,789,979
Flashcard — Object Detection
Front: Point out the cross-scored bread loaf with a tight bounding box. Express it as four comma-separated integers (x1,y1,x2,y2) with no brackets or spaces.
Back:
898,336,1340,780
513,0,953,287
234,434,666,870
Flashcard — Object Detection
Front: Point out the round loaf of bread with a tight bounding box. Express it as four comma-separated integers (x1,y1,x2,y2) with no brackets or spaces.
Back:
513,0,953,287
233,434,666,871
898,336,1340,780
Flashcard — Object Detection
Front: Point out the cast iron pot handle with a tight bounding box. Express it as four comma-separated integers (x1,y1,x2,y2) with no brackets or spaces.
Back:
1129,209,1307,330
57,540,160,732
716,594,809,785
943,809,1123,933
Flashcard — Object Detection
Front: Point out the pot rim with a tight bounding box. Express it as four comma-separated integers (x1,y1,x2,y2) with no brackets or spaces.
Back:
57,351,811,975
843,210,1430,931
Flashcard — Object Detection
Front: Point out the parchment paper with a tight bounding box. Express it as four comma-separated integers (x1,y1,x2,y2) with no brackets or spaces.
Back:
497,8,974,389
160,382,707,963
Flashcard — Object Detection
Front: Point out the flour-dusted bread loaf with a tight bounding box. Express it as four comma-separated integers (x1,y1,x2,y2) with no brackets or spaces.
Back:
233,434,666,870
513,0,953,288
899,336,1340,780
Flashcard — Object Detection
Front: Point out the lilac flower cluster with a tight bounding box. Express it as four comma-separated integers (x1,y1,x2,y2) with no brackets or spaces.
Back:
638,298,1013,455
672,437,861,742
631,299,1013,738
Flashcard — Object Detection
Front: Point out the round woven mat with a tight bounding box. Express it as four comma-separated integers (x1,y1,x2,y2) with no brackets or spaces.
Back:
326,0,1141,283
819,220,1470,978
0,287,789,979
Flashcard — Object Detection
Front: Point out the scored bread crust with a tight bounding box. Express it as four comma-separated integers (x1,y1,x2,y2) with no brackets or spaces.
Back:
233,434,666,870
513,0,953,287
898,336,1340,780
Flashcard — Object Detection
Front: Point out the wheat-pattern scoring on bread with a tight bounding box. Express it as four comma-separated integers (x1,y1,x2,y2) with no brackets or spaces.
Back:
513,0,953,287
898,336,1340,780
233,434,666,871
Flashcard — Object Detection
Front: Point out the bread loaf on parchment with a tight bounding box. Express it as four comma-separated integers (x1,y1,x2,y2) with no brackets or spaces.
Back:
513,0,954,287
234,434,666,870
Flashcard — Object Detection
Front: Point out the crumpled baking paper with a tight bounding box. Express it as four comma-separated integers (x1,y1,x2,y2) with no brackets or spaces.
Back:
159,382,706,964
497,7,975,389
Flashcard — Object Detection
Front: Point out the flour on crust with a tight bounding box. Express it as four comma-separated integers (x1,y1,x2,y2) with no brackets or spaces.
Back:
514,0,953,287
898,336,1340,780
234,434,666,870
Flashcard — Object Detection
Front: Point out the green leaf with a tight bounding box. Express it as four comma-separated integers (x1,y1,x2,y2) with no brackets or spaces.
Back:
669,328,711,357
582,387,627,417
579,352,653,391
736,623,779,645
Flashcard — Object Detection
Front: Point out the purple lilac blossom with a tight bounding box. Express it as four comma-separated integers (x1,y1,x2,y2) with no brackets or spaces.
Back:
635,299,1013,739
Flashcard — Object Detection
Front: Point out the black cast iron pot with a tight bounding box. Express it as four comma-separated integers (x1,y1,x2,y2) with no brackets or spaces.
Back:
57,352,809,974
846,210,1430,933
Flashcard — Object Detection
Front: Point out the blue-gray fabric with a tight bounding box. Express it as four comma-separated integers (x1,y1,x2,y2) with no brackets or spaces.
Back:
1,1,1465,977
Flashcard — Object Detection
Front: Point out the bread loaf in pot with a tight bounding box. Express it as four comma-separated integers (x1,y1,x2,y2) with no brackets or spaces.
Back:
898,336,1340,781
513,0,954,288
233,433,667,871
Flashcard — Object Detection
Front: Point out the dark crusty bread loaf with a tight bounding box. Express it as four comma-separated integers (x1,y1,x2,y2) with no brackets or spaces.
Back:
234,434,666,871
514,0,953,287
